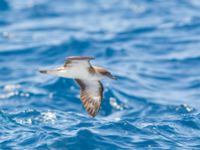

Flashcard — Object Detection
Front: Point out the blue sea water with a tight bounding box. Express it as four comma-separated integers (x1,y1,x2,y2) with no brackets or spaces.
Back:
0,0,200,149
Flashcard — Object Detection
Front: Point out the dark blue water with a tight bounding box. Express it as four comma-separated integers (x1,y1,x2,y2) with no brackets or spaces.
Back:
1,0,200,149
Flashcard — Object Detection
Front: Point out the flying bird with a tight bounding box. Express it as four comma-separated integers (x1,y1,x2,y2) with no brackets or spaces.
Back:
40,56,117,117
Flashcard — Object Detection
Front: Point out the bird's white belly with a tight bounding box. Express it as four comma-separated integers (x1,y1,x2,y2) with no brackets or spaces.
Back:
56,68,99,80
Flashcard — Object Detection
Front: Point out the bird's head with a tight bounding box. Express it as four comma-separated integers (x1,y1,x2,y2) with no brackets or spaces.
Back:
95,67,117,80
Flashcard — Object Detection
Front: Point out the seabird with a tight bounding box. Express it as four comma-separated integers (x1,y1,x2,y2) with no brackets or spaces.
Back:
40,56,117,117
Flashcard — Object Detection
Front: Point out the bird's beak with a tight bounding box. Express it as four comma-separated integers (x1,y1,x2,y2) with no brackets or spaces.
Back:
108,74,117,80
112,76,118,80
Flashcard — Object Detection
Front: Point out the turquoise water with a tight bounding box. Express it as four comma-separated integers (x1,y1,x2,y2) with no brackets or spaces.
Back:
0,0,200,149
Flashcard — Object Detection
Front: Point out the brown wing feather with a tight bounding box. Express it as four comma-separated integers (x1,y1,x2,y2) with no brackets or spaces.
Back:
64,56,94,68
67,56,94,61
75,79,103,117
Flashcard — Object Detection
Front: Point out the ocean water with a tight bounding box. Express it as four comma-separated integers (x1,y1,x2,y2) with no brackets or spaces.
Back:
0,0,200,149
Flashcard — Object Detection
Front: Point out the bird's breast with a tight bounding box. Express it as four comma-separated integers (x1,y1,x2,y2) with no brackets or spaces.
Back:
56,67,100,80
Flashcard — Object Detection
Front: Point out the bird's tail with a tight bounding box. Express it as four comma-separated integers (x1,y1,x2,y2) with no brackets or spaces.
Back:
39,69,57,75
39,69,59,75
39,67,63,76
39,70,48,74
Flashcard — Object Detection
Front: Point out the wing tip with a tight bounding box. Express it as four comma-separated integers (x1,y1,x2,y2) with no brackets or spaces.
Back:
85,102,101,118
87,110,98,117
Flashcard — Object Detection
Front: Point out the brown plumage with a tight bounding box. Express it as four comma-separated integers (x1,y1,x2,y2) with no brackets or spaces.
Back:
40,56,116,117
75,79,103,117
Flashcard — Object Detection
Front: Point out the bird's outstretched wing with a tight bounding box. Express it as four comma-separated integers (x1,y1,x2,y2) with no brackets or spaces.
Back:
64,56,94,68
75,79,103,117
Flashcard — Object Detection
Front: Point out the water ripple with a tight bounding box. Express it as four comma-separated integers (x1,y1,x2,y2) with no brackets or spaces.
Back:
0,0,200,149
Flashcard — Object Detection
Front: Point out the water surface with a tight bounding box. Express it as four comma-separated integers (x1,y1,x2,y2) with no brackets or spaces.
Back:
0,0,200,149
